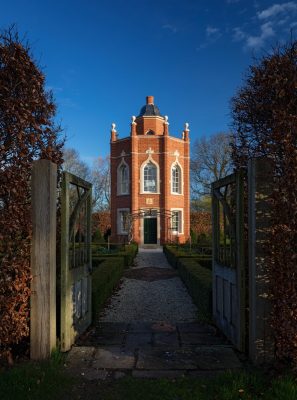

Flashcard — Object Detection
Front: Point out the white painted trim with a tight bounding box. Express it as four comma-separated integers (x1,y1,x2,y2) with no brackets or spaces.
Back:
117,158,129,196
170,160,183,195
140,155,160,194
117,208,130,235
170,208,184,235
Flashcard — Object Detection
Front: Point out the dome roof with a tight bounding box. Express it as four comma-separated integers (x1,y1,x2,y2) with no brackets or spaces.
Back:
137,96,162,117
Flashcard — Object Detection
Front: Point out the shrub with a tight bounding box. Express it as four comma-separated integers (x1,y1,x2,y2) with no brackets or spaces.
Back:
0,28,63,360
178,258,212,322
92,243,138,268
92,257,125,320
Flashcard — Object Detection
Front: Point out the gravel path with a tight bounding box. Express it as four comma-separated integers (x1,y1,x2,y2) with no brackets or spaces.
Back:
99,249,198,323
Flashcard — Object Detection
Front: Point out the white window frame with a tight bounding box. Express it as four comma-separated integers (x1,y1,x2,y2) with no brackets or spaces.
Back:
117,159,129,195
117,208,130,235
140,158,160,194
170,208,184,234
171,162,183,195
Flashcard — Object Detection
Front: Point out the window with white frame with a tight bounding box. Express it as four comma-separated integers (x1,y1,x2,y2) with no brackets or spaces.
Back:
171,164,181,194
143,162,157,192
117,209,130,234
171,210,183,233
117,163,129,195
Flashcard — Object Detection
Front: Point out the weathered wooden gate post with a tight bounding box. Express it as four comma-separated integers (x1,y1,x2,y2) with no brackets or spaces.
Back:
30,159,57,359
248,157,274,364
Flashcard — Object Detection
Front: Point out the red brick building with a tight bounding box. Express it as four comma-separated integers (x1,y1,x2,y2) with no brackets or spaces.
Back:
110,96,190,246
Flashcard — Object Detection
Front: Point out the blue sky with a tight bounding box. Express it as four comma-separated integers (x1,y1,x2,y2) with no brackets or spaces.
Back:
1,0,297,164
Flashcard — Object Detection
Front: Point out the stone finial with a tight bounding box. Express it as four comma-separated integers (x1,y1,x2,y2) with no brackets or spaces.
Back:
131,116,136,124
184,122,190,131
111,123,117,132
164,115,169,125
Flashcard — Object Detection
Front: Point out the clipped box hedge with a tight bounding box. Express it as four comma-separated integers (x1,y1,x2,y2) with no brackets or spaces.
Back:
177,258,212,322
92,257,125,321
163,245,212,269
92,243,138,268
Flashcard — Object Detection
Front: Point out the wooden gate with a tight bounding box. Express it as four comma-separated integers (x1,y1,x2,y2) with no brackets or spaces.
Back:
61,172,92,352
211,170,245,351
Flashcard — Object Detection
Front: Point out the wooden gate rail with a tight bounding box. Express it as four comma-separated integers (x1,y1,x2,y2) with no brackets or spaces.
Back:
212,169,246,352
61,172,92,352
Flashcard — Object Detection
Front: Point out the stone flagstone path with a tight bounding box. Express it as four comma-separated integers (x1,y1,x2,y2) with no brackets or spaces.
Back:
66,249,242,380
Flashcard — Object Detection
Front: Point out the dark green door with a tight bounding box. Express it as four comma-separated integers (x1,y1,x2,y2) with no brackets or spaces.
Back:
144,218,157,244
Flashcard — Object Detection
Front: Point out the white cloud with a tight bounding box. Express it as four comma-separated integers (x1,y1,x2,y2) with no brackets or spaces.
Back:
257,2,297,20
197,26,222,51
246,22,275,48
232,27,246,41
206,26,220,37
162,24,177,33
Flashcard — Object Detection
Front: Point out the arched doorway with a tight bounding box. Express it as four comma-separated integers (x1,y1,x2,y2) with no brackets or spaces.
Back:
127,208,174,245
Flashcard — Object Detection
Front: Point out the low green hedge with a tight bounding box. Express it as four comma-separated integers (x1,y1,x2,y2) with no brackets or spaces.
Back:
177,258,212,322
92,243,138,268
92,257,125,321
163,245,212,269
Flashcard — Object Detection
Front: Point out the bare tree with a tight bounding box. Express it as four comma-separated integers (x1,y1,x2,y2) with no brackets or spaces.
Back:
92,156,110,211
190,132,233,198
62,148,91,180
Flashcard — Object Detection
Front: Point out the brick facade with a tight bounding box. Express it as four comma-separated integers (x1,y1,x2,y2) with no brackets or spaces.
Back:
110,96,190,245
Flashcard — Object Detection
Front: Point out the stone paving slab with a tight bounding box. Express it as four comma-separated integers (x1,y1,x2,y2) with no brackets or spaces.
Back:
179,332,228,346
67,346,95,364
132,370,187,379
177,322,216,334
92,347,135,369
192,346,243,370
136,347,197,370
95,322,129,333
153,332,179,347
125,333,152,349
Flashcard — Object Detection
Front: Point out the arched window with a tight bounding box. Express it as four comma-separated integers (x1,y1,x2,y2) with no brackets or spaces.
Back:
171,164,181,194
143,162,157,192
117,162,129,195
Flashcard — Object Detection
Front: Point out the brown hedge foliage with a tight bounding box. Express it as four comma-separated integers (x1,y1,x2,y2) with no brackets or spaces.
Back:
0,29,63,360
190,212,212,237
231,41,297,363
92,211,111,235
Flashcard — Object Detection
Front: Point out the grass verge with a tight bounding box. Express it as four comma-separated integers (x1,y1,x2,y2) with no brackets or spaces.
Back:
0,351,73,400
98,370,297,400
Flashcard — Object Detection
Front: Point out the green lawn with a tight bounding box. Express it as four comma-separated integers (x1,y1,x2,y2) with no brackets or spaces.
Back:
2,363,297,400
98,371,297,400
0,352,73,400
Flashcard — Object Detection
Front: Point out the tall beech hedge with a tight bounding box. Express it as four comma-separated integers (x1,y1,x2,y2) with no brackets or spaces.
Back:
0,28,63,361
231,40,297,364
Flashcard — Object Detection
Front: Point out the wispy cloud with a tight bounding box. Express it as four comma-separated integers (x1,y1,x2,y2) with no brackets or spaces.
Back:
197,26,222,50
162,24,178,34
206,26,220,38
58,97,79,109
246,22,275,48
257,2,297,20
233,1,297,50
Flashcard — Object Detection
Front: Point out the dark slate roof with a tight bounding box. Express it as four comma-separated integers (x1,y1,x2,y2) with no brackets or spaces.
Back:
138,103,162,117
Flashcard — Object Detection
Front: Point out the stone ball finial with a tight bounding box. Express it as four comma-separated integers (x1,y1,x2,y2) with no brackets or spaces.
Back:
111,123,117,132
184,122,190,131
